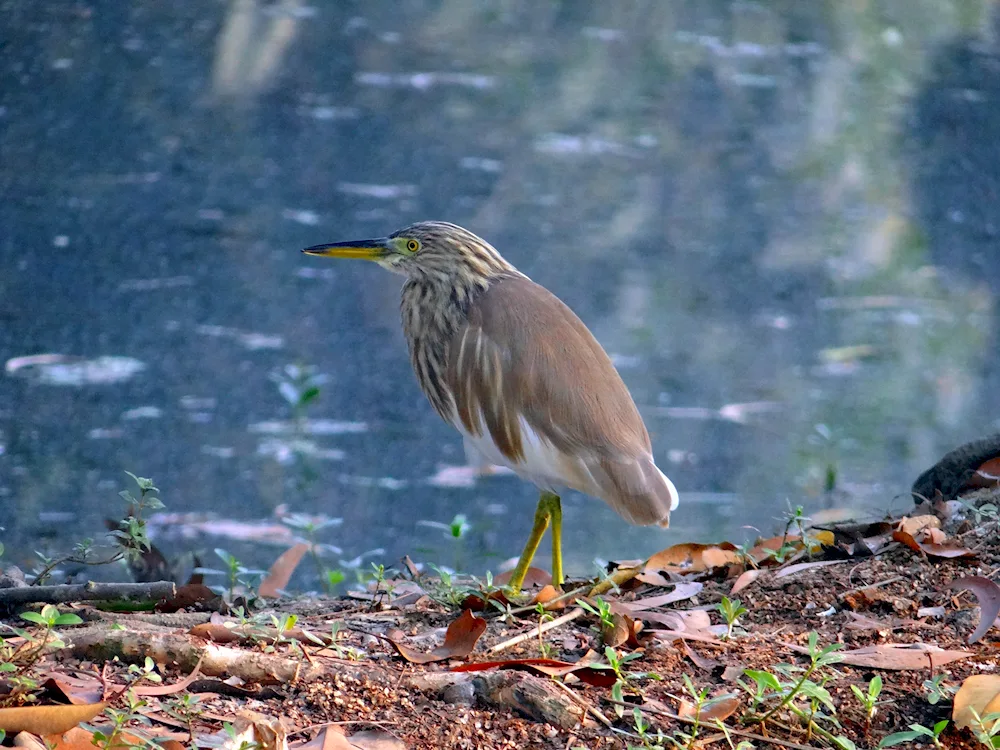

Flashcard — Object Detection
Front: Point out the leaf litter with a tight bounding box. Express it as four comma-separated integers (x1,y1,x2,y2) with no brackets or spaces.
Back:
2,487,1000,748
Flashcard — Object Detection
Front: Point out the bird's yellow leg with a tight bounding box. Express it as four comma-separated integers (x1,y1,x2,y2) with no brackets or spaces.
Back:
505,491,562,593
547,492,563,587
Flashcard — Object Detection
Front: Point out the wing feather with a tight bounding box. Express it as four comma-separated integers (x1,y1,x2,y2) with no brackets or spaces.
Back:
446,275,678,526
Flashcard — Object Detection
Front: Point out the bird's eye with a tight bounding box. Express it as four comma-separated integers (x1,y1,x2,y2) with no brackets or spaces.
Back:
406,239,420,253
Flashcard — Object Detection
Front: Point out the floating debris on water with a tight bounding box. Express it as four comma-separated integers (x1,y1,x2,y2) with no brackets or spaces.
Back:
201,445,236,459
148,512,296,545
459,157,503,173
249,419,367,435
337,474,407,491
337,182,418,200
5,354,146,386
121,406,162,420
88,427,124,439
582,27,624,42
256,437,345,464
281,208,321,226
426,463,515,488
354,71,495,90
180,396,217,410
52,235,70,248
194,324,284,350
118,276,195,292
295,266,336,279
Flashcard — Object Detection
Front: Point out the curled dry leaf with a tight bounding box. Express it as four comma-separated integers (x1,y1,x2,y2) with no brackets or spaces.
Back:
677,694,741,723
387,609,487,664
155,583,223,613
775,560,848,579
954,674,1000,730
40,672,104,705
896,515,941,536
950,576,1000,644
968,456,1000,490
0,702,106,736
892,530,975,559
259,543,310,598
641,542,738,577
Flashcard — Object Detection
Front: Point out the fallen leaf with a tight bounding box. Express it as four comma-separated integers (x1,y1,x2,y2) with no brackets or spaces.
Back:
13,733,47,750
775,560,848,578
897,515,941,536
677,694,740,723
642,542,739,575
730,569,762,595
968,457,1000,490
681,641,721,672
462,567,551,610
224,710,287,750
616,583,703,613
950,576,1000,644
129,657,203,697
343,729,407,749
786,641,971,670
531,585,565,609
892,530,975,559
0,703,106,736
41,672,104,705
954,674,1000,730
259,543,310,598
451,655,618,688
387,609,487,664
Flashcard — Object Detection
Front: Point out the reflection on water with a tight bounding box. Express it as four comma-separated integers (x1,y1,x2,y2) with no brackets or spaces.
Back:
1,0,998,587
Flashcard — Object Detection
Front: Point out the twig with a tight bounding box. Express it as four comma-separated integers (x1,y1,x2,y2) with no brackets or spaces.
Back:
488,607,584,654
551,679,614,730
505,584,592,617
840,575,904,600
0,580,176,606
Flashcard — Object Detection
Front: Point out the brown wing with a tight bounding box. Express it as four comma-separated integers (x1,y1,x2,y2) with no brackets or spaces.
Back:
446,274,676,526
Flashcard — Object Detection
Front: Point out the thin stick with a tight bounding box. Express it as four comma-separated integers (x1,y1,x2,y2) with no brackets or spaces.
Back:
488,607,584,654
505,584,592,617
552,679,614,730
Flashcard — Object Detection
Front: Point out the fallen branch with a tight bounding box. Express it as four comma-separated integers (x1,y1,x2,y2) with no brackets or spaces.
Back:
62,624,373,684
0,581,176,607
404,670,584,729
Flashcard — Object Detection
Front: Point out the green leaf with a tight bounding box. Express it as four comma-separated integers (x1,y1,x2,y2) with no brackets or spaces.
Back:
19,611,46,625
832,736,857,750
53,613,83,626
932,719,949,736
0,663,17,673
869,674,883,700
879,729,927,747
744,669,781,693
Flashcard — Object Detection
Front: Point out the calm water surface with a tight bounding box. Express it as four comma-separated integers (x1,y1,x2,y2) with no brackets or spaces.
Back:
2,1,998,588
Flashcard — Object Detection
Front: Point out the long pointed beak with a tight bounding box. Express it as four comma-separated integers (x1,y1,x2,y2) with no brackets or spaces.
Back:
302,238,391,260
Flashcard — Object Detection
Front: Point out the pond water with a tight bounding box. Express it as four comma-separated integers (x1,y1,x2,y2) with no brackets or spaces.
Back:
2,0,998,589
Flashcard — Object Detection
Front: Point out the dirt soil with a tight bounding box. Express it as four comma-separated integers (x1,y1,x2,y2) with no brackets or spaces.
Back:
3,487,1000,750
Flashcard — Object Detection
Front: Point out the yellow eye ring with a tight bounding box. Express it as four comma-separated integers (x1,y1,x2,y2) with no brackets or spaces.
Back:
406,239,420,252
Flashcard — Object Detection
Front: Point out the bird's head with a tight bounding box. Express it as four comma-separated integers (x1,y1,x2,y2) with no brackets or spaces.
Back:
303,221,515,283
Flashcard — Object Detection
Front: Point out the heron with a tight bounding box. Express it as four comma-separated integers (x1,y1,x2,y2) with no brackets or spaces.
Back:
304,221,678,592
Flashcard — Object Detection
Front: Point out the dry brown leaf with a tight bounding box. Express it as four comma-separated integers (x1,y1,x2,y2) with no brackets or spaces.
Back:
189,621,242,643
617,583,703,613
892,530,975,559
225,710,287,750
344,729,408,749
897,515,941,536
643,542,738,575
13,733,47,750
41,672,105,705
677,694,740,722
950,576,1000,644
387,609,487,664
968,457,1000,490
463,567,551,610
786,641,971,670
0,703,106,736
730,569,762,595
130,657,203,697
681,640,721,672
155,583,222,613
954,674,1000,730
259,543,310,598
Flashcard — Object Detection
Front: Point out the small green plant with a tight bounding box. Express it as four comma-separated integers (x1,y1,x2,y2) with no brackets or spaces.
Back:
125,656,162,687
969,708,1000,748
879,720,948,748
850,674,883,726
602,647,650,718
164,693,203,743
93,690,148,749
205,548,264,601
534,601,555,658
578,596,616,633
923,673,957,705
717,596,747,640
19,604,83,663
740,632,852,747
368,562,397,606
281,513,344,593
